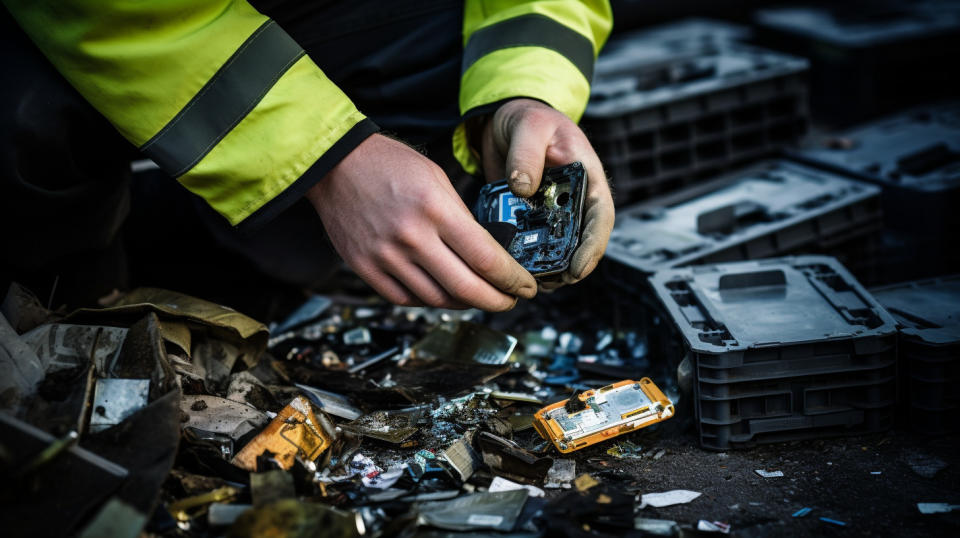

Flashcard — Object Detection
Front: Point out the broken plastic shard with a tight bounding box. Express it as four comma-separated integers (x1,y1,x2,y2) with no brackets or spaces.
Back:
342,327,372,346
89,378,150,433
819,517,846,526
180,395,268,440
441,436,482,482
347,346,399,374
792,507,812,518
544,459,576,489
231,396,334,471
917,503,960,514
272,295,333,334
635,518,681,536
295,384,363,420
698,520,732,534
416,489,528,532
411,321,517,365
489,476,545,497
640,490,702,508
755,469,784,478
477,431,553,484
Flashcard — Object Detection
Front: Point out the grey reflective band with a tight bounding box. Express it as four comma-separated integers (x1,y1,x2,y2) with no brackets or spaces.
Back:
462,14,595,82
141,20,305,177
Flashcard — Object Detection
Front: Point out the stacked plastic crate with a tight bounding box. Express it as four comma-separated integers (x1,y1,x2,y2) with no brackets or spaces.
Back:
755,2,960,123
603,159,883,290
794,101,960,280
649,257,899,450
870,276,960,435
582,19,809,204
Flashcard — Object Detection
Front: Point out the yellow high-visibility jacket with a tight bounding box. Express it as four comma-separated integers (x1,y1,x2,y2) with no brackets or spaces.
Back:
3,1,611,229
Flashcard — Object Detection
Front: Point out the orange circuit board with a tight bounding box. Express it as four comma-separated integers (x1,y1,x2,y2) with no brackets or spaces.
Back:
532,378,675,453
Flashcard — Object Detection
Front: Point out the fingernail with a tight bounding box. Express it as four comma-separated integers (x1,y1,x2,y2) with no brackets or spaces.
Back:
510,170,532,193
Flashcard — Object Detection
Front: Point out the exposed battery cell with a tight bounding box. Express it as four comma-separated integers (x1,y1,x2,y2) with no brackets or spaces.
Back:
532,379,674,454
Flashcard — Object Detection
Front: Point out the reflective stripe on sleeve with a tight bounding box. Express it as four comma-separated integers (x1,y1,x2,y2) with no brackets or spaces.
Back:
140,20,304,177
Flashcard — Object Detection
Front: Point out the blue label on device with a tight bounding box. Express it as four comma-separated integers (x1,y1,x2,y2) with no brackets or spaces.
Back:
498,192,524,225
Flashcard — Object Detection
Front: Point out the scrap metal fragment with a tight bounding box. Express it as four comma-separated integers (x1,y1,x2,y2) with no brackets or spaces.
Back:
295,384,363,420
231,396,333,471
477,432,553,484
441,436,482,482
89,378,150,433
411,321,517,365
180,395,268,440
416,489,528,532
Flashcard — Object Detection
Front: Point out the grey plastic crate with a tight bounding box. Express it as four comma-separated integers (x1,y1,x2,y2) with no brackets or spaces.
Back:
604,160,882,284
650,256,899,450
582,19,809,203
755,3,960,123
870,276,960,434
793,102,960,278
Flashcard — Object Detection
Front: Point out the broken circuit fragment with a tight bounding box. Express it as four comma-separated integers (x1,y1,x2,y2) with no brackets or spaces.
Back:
231,395,335,471
475,162,587,277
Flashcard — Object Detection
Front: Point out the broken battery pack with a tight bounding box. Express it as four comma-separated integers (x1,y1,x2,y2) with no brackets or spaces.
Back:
474,162,587,277
533,379,674,454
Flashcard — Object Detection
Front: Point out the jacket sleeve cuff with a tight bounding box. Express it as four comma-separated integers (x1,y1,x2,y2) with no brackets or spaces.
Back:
237,118,378,232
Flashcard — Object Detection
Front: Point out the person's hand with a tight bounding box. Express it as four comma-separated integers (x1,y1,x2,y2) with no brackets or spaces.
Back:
305,134,537,311
477,98,614,290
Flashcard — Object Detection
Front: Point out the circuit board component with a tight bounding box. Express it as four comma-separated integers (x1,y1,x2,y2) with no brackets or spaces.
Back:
532,379,675,453
474,162,587,277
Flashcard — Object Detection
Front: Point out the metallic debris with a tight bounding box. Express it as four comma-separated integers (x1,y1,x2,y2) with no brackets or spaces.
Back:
416,489,528,532
88,378,150,433
231,396,334,471
411,321,517,365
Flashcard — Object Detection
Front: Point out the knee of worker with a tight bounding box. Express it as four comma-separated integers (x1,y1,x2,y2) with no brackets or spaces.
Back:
0,12,134,268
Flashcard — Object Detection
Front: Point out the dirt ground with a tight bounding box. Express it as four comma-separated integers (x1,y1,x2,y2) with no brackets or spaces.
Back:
545,418,960,536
